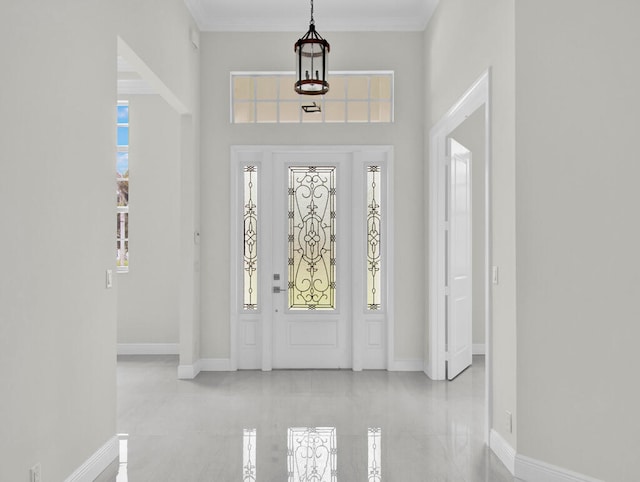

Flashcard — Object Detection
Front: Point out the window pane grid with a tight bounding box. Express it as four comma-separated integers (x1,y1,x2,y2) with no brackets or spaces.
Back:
231,72,393,124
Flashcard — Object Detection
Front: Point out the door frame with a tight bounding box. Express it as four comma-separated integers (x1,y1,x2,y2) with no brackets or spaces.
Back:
427,70,492,442
230,145,394,371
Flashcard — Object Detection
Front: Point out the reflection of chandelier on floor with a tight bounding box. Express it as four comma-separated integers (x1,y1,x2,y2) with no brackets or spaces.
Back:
295,0,330,95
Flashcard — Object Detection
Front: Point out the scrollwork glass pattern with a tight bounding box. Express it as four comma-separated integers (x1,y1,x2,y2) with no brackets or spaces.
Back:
367,428,382,481
288,166,336,310
367,166,382,310
243,166,258,310
242,428,257,481
287,427,337,482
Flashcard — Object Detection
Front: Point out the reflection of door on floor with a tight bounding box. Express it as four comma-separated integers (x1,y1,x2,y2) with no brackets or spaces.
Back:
447,138,473,380
232,147,392,371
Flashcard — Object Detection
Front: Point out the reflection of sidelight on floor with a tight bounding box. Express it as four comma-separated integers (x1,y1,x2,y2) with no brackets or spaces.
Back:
367,428,382,482
243,428,257,481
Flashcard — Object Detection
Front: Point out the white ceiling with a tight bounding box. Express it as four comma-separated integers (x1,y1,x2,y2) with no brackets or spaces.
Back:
184,0,440,32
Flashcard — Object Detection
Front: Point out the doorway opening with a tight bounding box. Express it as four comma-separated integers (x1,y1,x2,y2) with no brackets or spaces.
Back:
428,70,492,442
115,37,199,380
445,137,474,380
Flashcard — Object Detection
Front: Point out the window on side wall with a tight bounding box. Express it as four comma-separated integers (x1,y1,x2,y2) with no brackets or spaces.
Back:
116,101,129,272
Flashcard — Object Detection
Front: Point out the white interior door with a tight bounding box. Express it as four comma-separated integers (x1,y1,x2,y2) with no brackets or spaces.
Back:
271,153,351,368
447,138,472,379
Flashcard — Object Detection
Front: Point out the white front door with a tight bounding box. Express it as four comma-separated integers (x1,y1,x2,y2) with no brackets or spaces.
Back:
231,146,392,371
271,153,352,368
447,138,473,379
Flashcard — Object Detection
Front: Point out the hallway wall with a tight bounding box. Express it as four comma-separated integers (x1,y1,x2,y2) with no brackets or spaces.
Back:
423,0,517,449
0,1,199,480
117,95,181,345
199,32,426,364
0,3,117,480
515,1,640,480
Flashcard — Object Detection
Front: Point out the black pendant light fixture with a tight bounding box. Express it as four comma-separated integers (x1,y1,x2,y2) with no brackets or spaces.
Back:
295,0,330,95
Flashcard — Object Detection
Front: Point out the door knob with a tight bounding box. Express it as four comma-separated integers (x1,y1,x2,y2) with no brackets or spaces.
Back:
272,286,286,293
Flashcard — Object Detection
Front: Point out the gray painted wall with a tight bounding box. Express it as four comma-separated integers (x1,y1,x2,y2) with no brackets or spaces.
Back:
117,95,181,345
515,1,640,480
423,0,517,449
199,31,426,362
0,0,199,480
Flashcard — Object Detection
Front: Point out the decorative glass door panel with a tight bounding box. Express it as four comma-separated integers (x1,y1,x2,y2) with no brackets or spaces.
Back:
288,166,336,310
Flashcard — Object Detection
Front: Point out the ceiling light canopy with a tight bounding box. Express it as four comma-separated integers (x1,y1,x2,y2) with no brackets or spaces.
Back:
294,0,330,95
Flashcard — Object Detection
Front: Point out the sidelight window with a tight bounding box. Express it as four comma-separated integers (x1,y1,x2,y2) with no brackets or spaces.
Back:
243,166,258,310
367,166,382,310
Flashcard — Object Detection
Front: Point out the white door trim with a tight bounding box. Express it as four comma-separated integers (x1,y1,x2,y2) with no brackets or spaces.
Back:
427,70,492,443
230,145,394,371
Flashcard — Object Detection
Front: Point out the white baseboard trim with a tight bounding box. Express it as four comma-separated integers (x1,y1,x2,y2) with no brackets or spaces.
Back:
178,359,202,379
117,343,179,355
178,358,233,379
200,358,233,371
64,435,118,482
490,429,516,475
473,343,486,355
389,358,424,371
515,454,603,482
423,360,434,379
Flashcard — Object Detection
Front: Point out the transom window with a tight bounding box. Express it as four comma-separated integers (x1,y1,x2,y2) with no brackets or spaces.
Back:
231,71,394,124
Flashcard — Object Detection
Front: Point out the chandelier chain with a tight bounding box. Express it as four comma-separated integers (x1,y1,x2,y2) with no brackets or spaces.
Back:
310,0,315,25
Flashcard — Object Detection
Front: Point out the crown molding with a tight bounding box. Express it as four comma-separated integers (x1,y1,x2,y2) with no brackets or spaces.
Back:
184,0,440,32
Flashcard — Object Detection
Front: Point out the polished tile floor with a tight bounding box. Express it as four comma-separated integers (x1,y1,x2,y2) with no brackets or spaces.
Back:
109,355,518,481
